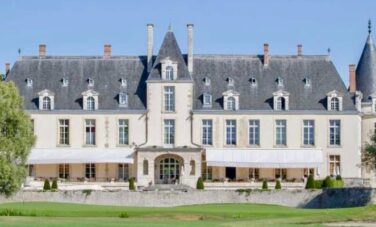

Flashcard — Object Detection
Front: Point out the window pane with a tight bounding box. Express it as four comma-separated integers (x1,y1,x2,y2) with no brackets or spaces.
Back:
329,120,341,145
202,120,213,145
226,120,236,145
164,120,175,145
164,86,175,112
249,120,260,145
275,120,286,145
118,119,129,145
303,120,315,145
85,120,96,145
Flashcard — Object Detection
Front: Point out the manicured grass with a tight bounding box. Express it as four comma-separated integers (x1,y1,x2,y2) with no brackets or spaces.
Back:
0,202,375,226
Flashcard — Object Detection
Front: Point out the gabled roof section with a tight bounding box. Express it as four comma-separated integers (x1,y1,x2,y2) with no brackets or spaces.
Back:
356,22,376,101
148,30,192,81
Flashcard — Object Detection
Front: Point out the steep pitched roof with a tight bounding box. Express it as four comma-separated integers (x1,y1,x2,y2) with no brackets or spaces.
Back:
6,56,148,110
356,33,376,101
148,30,192,81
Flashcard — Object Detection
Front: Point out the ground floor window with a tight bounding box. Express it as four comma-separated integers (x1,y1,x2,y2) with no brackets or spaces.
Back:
143,160,149,175
201,162,212,181
248,168,260,180
118,163,129,181
190,160,195,176
275,168,287,180
329,155,341,176
85,163,96,178
303,168,315,177
159,158,180,183
59,164,70,179
28,165,35,177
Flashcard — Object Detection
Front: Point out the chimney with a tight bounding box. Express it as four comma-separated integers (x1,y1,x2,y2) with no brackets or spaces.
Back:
104,44,112,59
5,63,10,76
263,43,269,66
147,24,154,73
39,44,46,57
349,64,356,92
297,44,303,56
187,24,194,74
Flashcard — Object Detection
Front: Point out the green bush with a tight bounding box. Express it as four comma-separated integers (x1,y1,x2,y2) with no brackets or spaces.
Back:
119,212,129,218
82,189,92,196
323,176,334,188
333,179,344,188
314,180,324,189
51,180,58,190
196,177,204,190
262,179,268,190
129,178,136,191
275,180,281,190
305,175,315,189
43,179,51,191
336,175,342,181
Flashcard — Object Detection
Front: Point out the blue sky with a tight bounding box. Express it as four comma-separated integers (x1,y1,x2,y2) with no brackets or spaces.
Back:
1,0,375,85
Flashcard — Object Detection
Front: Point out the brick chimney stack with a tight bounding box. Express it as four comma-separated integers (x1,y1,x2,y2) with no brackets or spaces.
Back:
5,63,10,76
39,44,46,58
349,64,356,93
147,23,154,73
297,44,303,56
263,43,269,66
187,24,194,74
104,44,112,59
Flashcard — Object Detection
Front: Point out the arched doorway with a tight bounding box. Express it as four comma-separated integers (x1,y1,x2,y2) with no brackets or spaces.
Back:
155,155,183,184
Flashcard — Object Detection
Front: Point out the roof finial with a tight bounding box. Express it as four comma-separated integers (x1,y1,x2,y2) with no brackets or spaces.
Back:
368,19,372,34
327,47,331,56
168,22,172,32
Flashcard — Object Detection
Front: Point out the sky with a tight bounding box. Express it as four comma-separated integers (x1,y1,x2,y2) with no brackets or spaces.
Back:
0,0,375,85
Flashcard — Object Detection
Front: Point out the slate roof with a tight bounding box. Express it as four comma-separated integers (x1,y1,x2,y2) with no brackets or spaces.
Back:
356,33,376,101
6,30,356,112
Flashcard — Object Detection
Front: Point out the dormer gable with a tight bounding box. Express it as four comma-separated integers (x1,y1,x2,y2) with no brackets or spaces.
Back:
273,90,290,111
38,89,55,111
161,57,178,80
223,89,240,111
327,90,343,111
82,89,99,110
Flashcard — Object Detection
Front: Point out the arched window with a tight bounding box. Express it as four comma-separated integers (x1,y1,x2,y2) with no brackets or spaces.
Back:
166,66,174,80
42,96,51,110
276,97,286,110
190,160,195,176
87,96,95,110
227,97,236,111
143,159,149,175
331,97,339,111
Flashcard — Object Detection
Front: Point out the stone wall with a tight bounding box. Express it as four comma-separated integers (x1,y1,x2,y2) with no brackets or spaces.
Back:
0,188,375,208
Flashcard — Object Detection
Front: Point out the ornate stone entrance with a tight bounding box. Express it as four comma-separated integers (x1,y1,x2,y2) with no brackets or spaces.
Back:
155,154,184,184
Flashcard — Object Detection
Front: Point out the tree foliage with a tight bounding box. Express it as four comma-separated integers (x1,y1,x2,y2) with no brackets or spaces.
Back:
305,175,315,189
364,133,376,167
0,81,35,196
196,177,204,190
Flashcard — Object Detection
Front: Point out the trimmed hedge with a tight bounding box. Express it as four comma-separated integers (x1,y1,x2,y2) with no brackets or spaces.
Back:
51,180,58,190
305,175,315,189
262,179,268,190
196,177,204,190
275,180,281,190
43,179,51,191
129,178,136,191
313,176,344,189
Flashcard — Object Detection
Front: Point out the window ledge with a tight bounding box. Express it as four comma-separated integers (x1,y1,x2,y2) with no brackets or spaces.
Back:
82,144,97,148
274,145,287,148
117,144,130,148
327,145,342,149
56,144,70,148
301,145,316,148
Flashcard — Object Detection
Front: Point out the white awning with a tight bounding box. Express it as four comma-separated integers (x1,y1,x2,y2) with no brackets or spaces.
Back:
206,148,322,168
27,148,134,164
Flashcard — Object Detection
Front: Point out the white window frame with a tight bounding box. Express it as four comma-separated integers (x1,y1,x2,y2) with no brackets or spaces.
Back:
225,120,237,145
118,119,129,145
119,92,128,107
248,120,260,146
164,119,175,146
164,86,175,112
85,163,96,178
329,120,341,146
203,93,212,108
303,120,315,146
327,90,343,111
329,155,341,176
202,119,213,145
118,163,129,180
275,120,287,146
59,164,70,179
85,119,96,145
58,119,70,145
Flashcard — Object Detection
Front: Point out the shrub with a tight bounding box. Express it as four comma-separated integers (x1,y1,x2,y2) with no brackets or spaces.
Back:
196,177,204,190
322,176,334,188
333,179,344,188
336,175,342,181
275,180,281,190
305,175,315,189
82,189,92,196
43,179,51,191
262,179,268,190
119,212,129,218
314,180,324,189
129,178,136,191
51,179,58,190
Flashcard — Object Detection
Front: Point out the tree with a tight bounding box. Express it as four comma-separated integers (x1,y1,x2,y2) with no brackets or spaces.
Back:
262,179,268,190
128,178,136,191
305,175,315,189
43,179,51,191
364,133,376,168
51,179,58,190
196,177,204,190
0,81,35,196
275,180,282,190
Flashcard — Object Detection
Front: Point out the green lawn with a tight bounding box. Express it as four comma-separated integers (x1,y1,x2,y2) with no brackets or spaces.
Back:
0,202,375,226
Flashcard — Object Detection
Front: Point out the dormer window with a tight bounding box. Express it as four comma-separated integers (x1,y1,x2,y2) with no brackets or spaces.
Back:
204,77,211,86
228,77,234,86
203,93,212,108
304,78,311,87
38,89,55,111
62,78,69,87
276,77,284,87
327,90,343,111
120,78,127,87
82,89,99,111
161,58,178,80
88,78,94,87
250,77,257,87
223,90,240,111
26,78,33,87
119,92,128,107
273,90,290,111
166,66,174,80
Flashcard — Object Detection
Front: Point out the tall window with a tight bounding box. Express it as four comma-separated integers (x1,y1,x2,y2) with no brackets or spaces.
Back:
329,120,341,146
166,66,174,80
227,97,236,111
275,120,287,145
331,97,339,111
85,119,96,145
85,163,96,178
118,119,129,145
58,119,70,145
59,164,69,179
201,162,213,180
164,86,175,112
202,120,213,145
87,96,95,110
249,120,260,145
275,168,287,180
303,120,315,146
164,120,175,145
143,159,149,175
118,163,129,180
329,155,341,176
276,97,286,110
249,168,259,180
226,120,237,145
42,96,51,110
